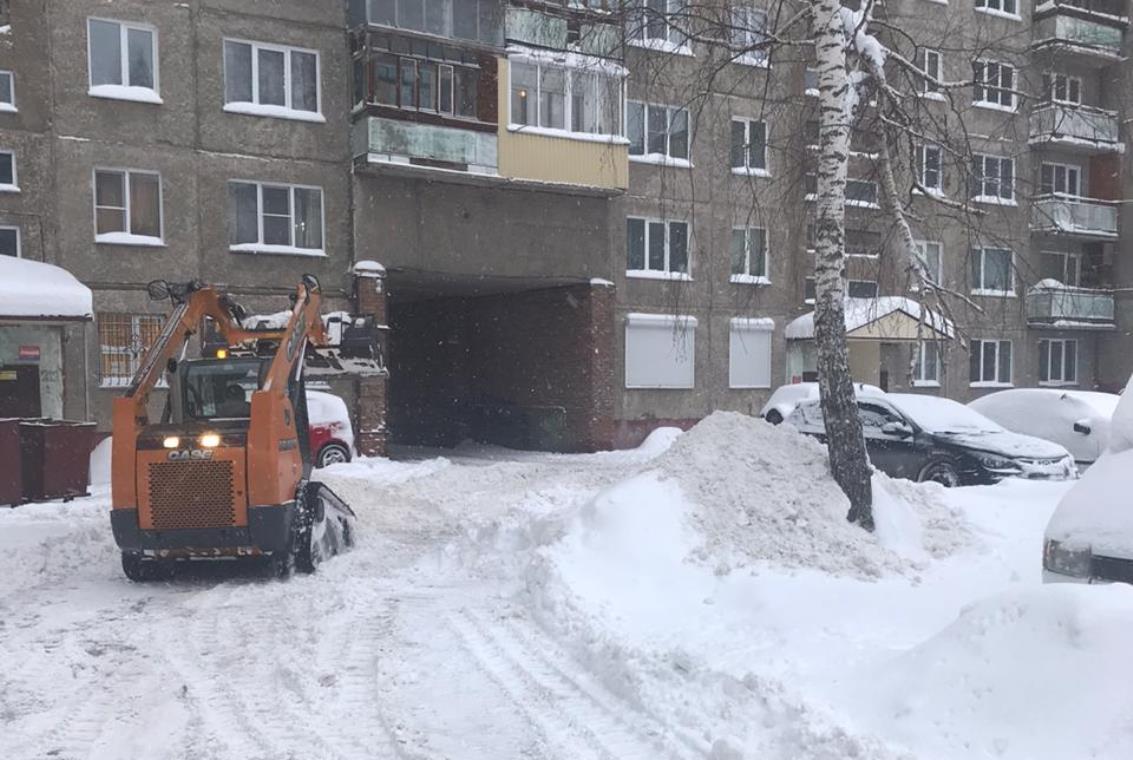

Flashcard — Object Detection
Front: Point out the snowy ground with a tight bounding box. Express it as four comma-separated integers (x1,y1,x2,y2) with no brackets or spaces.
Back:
2,415,1132,760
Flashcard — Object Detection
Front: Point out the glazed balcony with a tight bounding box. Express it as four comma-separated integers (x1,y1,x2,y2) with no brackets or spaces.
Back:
1029,104,1122,153
1031,195,1118,239
1027,283,1115,326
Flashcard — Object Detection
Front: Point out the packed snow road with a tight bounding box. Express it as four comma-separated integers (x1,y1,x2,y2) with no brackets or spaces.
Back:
3,414,1133,760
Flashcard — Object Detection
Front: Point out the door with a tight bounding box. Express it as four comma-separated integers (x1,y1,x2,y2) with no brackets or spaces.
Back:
0,365,40,418
858,400,917,479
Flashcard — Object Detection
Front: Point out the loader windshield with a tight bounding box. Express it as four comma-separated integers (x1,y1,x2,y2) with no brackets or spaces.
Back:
181,358,267,420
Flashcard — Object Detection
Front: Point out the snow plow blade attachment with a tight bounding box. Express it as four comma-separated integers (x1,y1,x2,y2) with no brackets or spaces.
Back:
303,482,357,566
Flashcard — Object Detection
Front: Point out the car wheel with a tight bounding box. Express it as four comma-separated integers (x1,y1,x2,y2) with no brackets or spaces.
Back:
764,409,784,425
316,442,351,468
918,458,961,488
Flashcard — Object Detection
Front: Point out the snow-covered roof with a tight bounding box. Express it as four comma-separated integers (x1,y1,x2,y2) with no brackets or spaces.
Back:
785,297,953,341
0,256,93,321
353,259,385,277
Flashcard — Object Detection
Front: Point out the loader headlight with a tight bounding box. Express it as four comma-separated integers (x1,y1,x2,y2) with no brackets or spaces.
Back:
198,432,221,448
162,436,180,449
1043,539,1092,578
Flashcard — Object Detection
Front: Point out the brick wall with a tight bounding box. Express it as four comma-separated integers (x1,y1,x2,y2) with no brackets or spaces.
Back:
352,268,389,456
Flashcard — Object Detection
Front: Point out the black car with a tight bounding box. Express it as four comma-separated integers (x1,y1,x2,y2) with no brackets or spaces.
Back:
786,392,1076,486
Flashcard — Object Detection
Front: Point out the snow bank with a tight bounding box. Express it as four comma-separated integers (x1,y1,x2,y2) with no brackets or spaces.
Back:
89,436,111,486
839,584,1133,759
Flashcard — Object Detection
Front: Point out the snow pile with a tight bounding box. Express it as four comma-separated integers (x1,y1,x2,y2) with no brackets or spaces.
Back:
839,584,1133,759
0,256,93,319
89,436,112,486
654,412,968,578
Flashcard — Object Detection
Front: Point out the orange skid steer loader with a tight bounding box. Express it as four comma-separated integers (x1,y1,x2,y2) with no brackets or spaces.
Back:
110,275,382,581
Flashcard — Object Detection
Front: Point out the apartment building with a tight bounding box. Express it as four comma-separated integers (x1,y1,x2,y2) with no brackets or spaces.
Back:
2,0,1131,451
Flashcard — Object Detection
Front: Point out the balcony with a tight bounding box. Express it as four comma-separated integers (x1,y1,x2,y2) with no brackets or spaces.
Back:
353,116,498,174
1032,13,1125,64
1031,195,1118,238
1027,283,1115,326
1029,104,1122,153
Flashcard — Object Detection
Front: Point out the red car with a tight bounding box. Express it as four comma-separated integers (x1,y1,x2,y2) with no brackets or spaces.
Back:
306,390,354,468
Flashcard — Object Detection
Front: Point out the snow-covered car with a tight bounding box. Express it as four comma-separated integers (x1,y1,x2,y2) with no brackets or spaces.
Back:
1044,378,1133,584
787,392,1076,486
969,389,1119,468
759,381,883,425
306,390,355,468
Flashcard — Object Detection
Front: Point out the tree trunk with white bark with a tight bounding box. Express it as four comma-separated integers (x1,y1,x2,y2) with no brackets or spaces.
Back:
811,0,873,529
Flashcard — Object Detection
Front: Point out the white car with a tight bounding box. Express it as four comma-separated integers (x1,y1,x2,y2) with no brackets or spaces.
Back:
969,389,1119,468
1044,379,1133,584
760,381,883,425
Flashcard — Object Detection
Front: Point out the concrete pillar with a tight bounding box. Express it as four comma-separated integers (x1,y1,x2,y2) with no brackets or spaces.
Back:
352,260,389,457
584,279,617,451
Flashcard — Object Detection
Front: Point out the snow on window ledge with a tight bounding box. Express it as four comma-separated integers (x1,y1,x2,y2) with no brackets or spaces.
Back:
626,269,693,282
88,85,163,105
629,153,692,169
229,243,327,257
507,124,629,145
971,288,1016,298
0,103,17,114
733,54,770,69
970,381,1014,389
911,380,941,388
918,92,947,102
805,88,818,97
971,195,1017,207
731,167,771,178
0,183,19,193
972,101,1017,114
974,6,1021,21
1039,380,1080,388
730,273,771,285
95,232,165,247
913,187,946,198
223,102,326,123
627,38,694,57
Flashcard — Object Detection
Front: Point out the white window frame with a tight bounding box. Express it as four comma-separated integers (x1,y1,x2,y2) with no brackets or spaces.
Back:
971,153,1015,204
1039,338,1078,386
913,239,944,284
228,180,326,256
0,224,20,257
728,318,773,389
626,216,691,280
971,246,1014,296
627,100,691,166
913,340,941,387
730,226,769,284
627,0,690,54
0,149,17,192
970,338,1013,387
222,38,324,123
918,144,943,193
507,56,626,142
973,60,1016,111
0,70,15,112
918,49,943,98
730,118,768,176
625,313,696,389
92,168,164,247
730,6,769,67
86,17,162,104
975,0,1020,19
1040,161,1081,199
1044,72,1082,105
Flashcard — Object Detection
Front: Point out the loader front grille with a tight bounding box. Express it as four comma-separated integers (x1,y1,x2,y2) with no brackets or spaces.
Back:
146,460,237,531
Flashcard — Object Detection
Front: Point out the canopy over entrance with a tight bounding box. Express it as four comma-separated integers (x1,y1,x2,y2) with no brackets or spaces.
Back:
0,257,93,322
785,297,953,342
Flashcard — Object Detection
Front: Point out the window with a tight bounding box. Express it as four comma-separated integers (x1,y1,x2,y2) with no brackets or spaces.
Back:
1040,162,1081,198
729,318,773,388
918,144,942,192
627,0,686,48
87,18,159,102
627,101,689,163
846,228,882,258
0,225,19,257
970,339,1012,386
224,40,320,120
917,49,942,95
846,179,879,206
98,313,164,387
627,217,689,277
848,280,879,298
730,6,769,65
913,240,943,283
971,154,1014,202
730,227,768,282
1041,250,1080,286
94,169,162,245
1043,72,1081,105
0,71,14,111
730,118,767,173
370,48,479,119
509,59,623,137
914,341,941,385
804,68,819,96
363,0,503,45
970,247,1013,294
1039,338,1077,385
625,313,696,389
228,181,324,254
973,60,1015,109
0,149,16,191
975,0,1018,15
